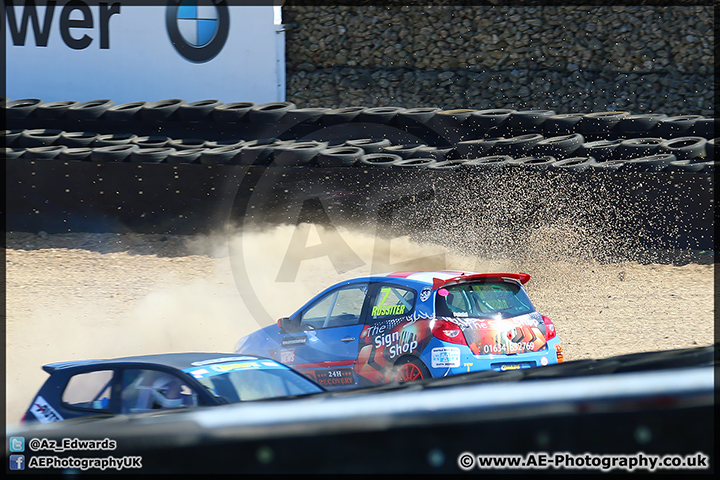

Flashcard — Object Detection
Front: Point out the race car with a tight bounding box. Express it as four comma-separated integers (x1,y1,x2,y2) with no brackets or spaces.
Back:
21,353,326,424
234,271,564,389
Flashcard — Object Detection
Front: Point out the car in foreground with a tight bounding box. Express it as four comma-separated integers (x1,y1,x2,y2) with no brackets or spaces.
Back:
22,352,326,424
234,271,564,389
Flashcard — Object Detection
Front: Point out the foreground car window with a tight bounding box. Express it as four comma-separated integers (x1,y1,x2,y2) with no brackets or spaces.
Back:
437,282,535,318
61,370,113,411
121,369,198,414
185,361,324,402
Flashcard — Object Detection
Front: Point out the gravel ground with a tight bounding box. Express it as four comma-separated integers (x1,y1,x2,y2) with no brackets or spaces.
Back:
5,230,714,425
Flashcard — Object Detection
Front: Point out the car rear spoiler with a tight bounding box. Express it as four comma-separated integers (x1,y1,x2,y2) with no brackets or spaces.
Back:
42,359,103,373
432,272,531,290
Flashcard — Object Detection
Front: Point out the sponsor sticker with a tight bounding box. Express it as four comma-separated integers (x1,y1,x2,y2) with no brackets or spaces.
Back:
419,286,432,303
30,396,64,424
282,336,307,346
190,356,258,366
315,368,355,387
280,349,295,363
431,347,461,368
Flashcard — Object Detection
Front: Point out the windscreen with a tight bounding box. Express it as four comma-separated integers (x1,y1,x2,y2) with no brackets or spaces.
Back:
184,361,324,403
435,281,535,319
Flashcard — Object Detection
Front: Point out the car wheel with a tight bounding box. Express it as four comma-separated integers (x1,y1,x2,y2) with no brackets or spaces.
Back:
394,358,430,383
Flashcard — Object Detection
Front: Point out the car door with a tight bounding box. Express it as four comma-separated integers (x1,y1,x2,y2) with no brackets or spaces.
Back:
281,281,371,388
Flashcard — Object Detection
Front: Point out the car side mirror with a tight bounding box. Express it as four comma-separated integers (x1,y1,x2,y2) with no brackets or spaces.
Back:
278,317,300,333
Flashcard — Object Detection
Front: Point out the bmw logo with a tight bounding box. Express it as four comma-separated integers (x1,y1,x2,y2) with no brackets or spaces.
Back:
166,0,230,63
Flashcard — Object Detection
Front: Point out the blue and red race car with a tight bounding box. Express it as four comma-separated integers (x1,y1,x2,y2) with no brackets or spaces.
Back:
234,271,564,389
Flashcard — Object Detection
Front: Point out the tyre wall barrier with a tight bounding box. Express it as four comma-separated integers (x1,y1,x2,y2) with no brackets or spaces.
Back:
4,100,715,255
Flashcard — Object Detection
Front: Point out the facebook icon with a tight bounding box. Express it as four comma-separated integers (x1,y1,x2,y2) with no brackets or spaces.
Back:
10,455,25,470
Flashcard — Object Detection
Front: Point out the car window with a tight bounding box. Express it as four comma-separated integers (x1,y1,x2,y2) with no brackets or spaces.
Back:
186,360,325,403
61,370,113,411
300,284,368,329
370,285,416,321
436,282,535,318
120,369,198,414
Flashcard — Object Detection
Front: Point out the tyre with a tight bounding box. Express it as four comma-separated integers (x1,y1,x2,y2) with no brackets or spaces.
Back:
212,102,256,122
167,138,208,150
652,115,704,139
272,141,326,166
509,155,558,170
381,143,426,159
395,107,440,130
140,99,186,121
5,98,43,119
19,128,63,148
176,99,223,121
394,357,430,383
577,111,630,139
93,133,138,147
90,144,139,162
542,113,585,136
204,139,247,149
691,117,715,139
133,135,171,148
166,147,203,164
705,138,715,161
455,138,498,159
237,139,292,166
4,147,25,159
3,129,24,147
575,139,623,161
658,136,707,161
619,154,677,172
36,100,79,119
315,146,365,167
491,133,544,157
411,145,454,161
320,106,367,126
23,145,68,160
550,156,597,171
59,147,93,162
129,147,175,164
463,155,513,169
613,137,664,160
247,101,297,124
356,106,405,124
426,158,468,170
428,108,476,132
392,157,438,169
505,109,556,132
104,101,146,121
344,138,391,153
357,153,403,168
66,99,114,120
531,133,584,159
614,113,668,138
59,131,100,148
200,145,244,165
281,107,331,125
591,159,626,171
466,108,516,132
664,159,706,174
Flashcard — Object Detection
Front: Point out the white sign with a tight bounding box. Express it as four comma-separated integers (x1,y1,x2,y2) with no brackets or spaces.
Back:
431,347,461,368
5,1,285,103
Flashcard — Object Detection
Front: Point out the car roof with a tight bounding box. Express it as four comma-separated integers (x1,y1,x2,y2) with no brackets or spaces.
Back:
364,271,531,288
42,353,271,374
